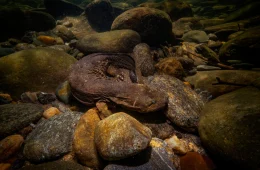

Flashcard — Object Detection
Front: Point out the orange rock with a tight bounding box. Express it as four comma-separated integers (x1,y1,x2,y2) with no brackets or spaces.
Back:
0,163,11,170
0,135,24,161
43,107,61,119
180,152,215,170
37,35,57,45
73,108,103,169
0,93,12,104
96,101,113,119
155,57,185,80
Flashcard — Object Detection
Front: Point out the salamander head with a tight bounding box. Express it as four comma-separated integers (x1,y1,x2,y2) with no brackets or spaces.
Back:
109,84,168,113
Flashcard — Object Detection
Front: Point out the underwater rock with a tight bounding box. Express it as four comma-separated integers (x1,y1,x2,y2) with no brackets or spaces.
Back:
85,0,114,32
36,92,56,104
42,107,61,119
0,93,12,105
138,0,193,21
76,29,141,54
0,135,24,162
112,2,133,17
224,2,260,22
146,74,204,132
155,57,186,80
0,7,56,41
95,112,152,160
55,81,72,104
111,7,173,46
44,0,84,18
104,138,176,170
15,43,36,51
180,152,215,170
185,70,260,98
0,48,77,99
0,103,43,139
69,53,167,113
182,30,209,43
23,111,81,163
133,43,155,78
0,48,15,57
20,161,88,170
219,26,260,66
53,25,76,42
199,86,260,169
196,65,221,71
73,108,103,169
195,44,219,63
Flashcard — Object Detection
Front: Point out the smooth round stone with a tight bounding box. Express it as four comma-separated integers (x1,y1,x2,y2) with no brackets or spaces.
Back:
95,112,152,160
76,29,141,54
182,30,209,43
0,103,43,139
199,87,260,169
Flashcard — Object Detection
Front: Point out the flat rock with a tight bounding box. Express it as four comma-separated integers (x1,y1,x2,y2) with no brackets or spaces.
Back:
23,111,81,163
76,29,141,54
199,87,260,169
111,7,173,45
146,74,204,132
0,103,43,139
185,70,260,98
95,112,152,160
0,48,77,99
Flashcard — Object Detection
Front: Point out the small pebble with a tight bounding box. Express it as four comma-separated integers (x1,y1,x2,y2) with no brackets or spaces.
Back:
43,107,61,119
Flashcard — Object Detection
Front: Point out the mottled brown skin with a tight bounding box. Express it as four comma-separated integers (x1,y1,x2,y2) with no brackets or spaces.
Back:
69,53,167,113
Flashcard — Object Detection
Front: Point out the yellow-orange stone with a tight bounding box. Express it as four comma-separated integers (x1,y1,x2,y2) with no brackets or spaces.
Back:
43,107,61,119
0,135,24,161
0,163,11,170
73,108,103,169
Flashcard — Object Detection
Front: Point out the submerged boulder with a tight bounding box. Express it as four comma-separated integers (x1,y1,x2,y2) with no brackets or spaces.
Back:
199,87,260,169
0,48,77,99
76,29,141,54
111,7,173,45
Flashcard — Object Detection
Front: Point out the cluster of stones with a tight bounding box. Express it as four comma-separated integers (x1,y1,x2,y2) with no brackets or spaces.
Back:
0,0,260,169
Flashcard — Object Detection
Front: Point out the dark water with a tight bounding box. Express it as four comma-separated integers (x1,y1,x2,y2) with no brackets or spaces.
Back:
0,0,259,170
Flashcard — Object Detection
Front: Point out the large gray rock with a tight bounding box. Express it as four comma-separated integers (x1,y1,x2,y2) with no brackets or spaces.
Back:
185,70,260,98
95,112,152,160
104,138,176,170
199,87,260,169
111,7,173,45
0,48,77,99
23,111,81,163
146,74,204,132
76,29,141,54
0,103,43,139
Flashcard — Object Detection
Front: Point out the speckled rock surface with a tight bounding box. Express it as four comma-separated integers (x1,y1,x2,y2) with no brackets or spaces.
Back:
76,29,141,54
199,87,260,169
95,112,152,160
133,43,155,77
23,111,81,163
111,7,173,45
146,74,204,132
104,138,176,170
73,108,103,169
0,103,43,139
0,48,77,99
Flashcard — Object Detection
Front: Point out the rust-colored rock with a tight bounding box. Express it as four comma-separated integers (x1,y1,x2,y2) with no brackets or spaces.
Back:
155,57,185,80
180,152,215,170
43,107,61,119
0,135,24,161
73,108,103,169
95,112,152,160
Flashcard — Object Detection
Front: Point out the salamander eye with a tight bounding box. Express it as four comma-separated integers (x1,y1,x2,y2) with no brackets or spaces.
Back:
149,100,156,106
